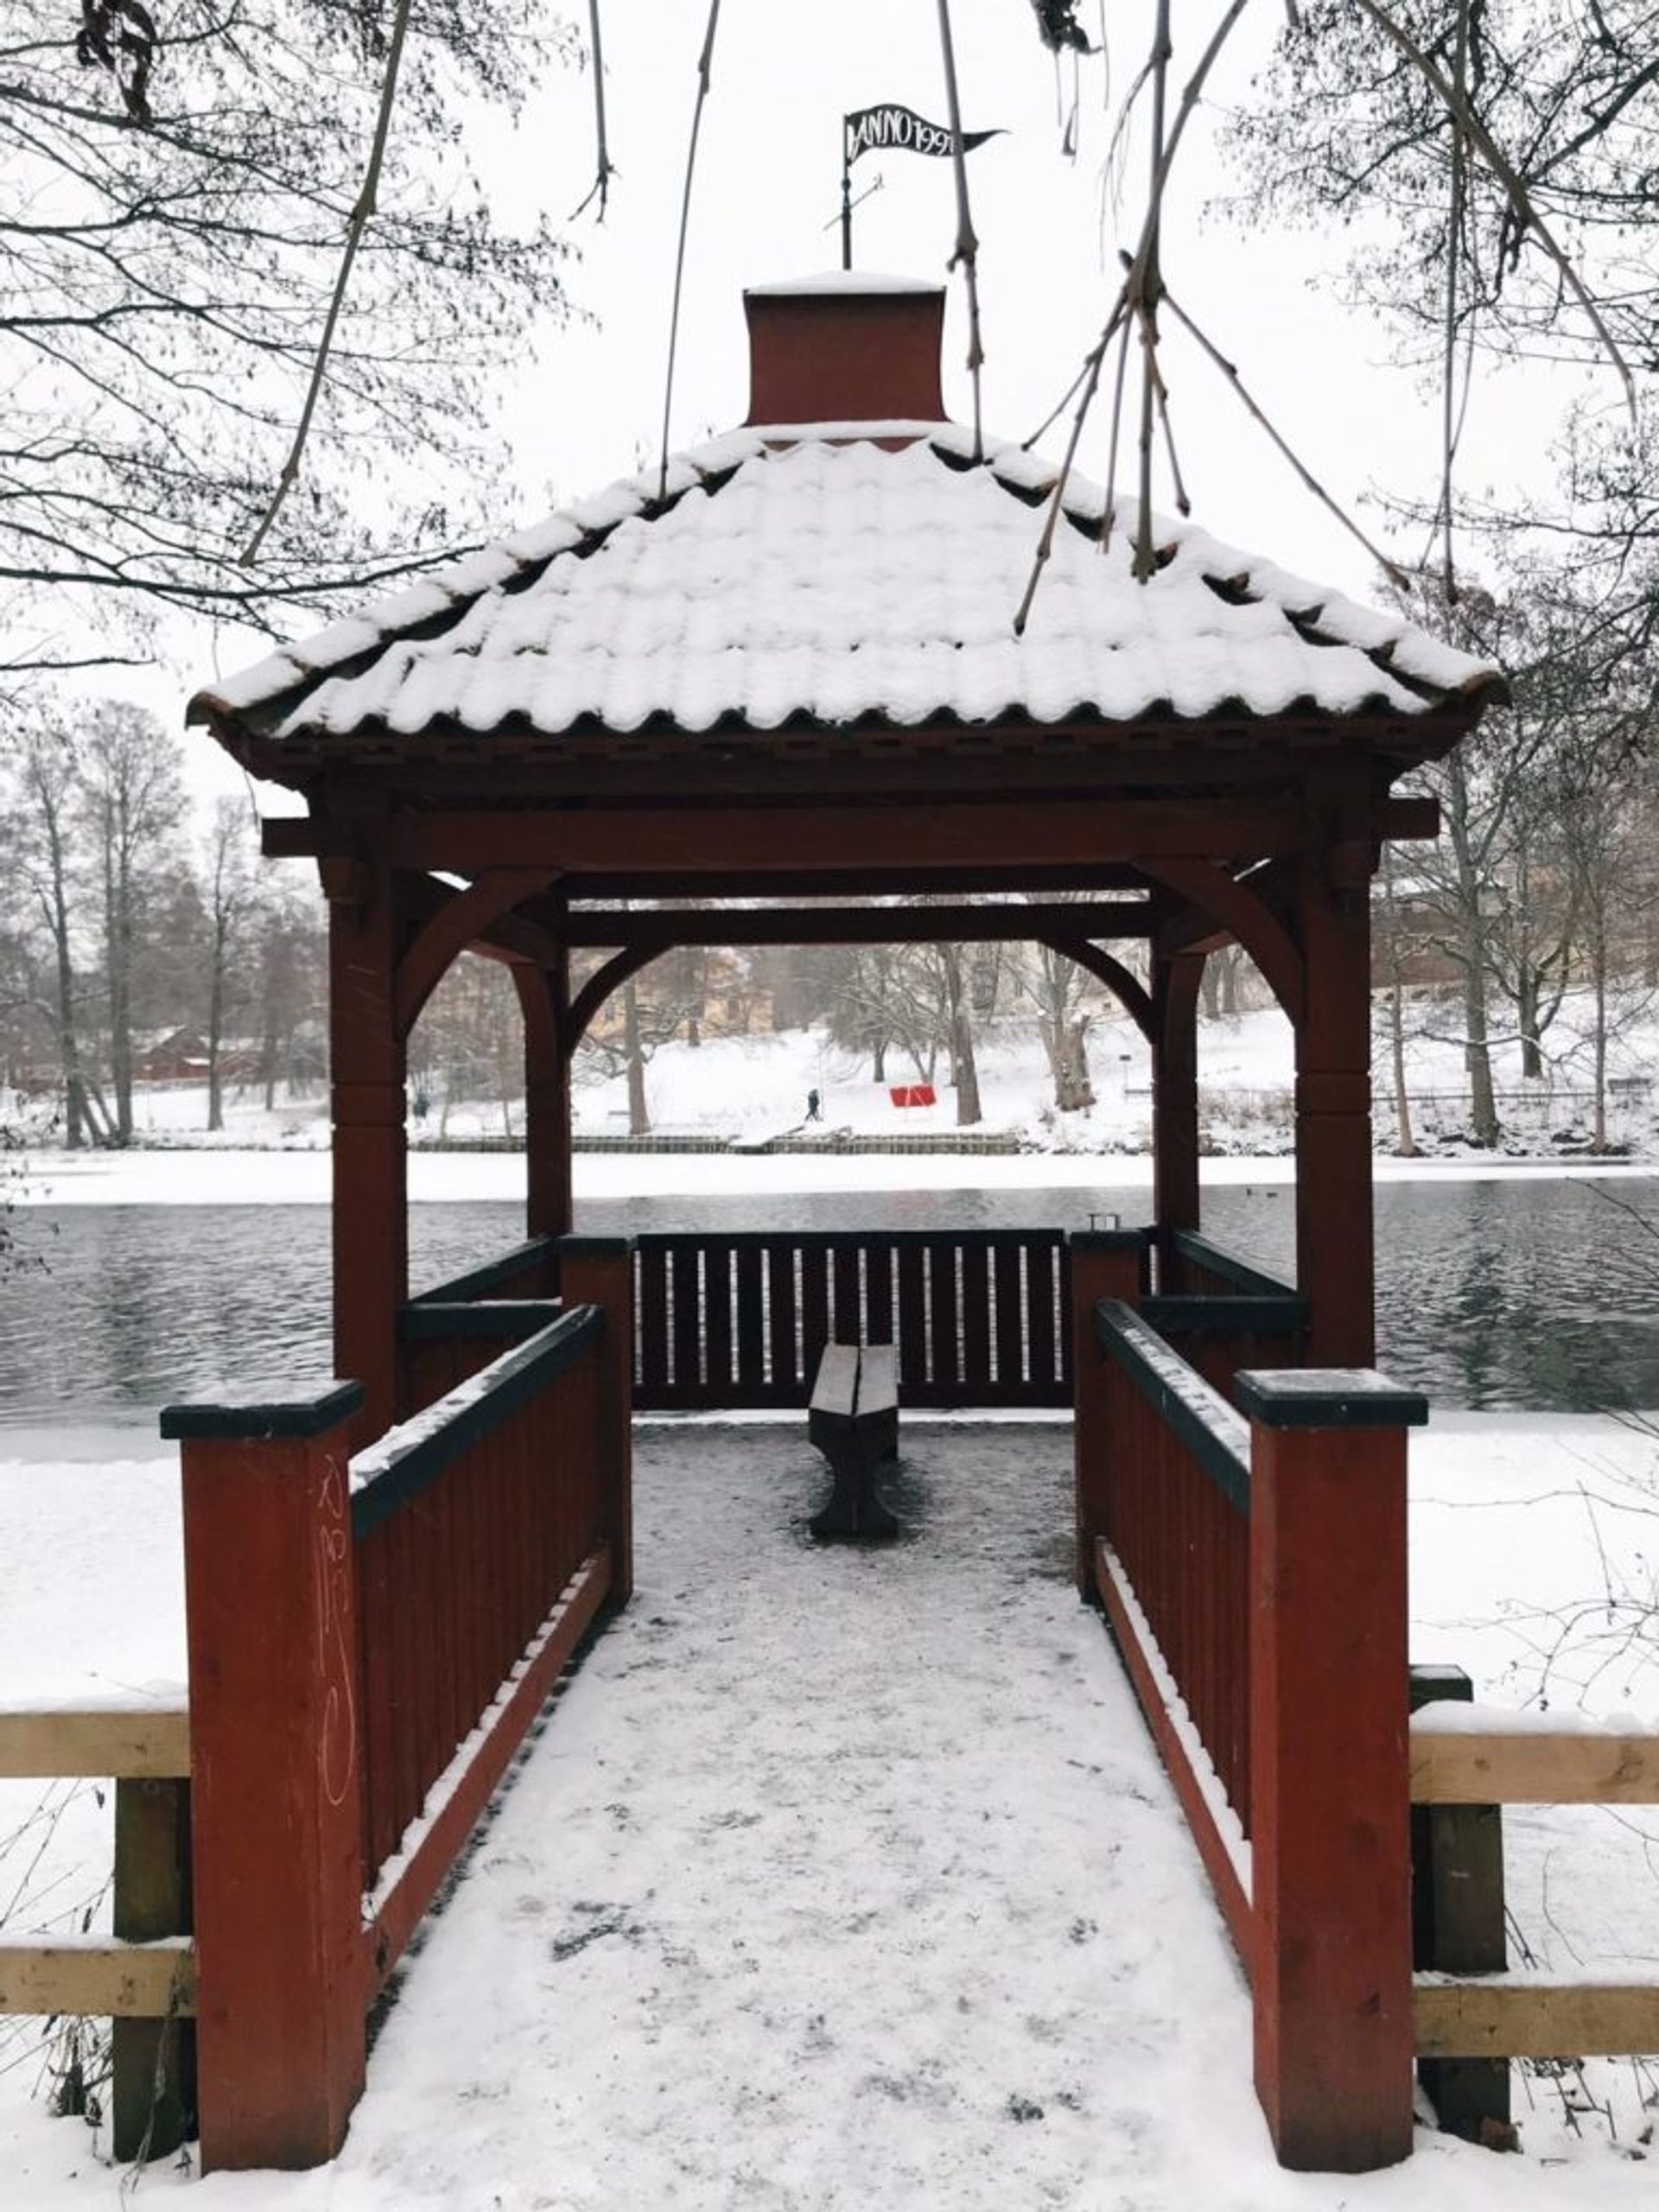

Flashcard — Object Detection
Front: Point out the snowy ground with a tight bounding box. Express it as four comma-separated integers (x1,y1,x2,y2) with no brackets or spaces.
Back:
4,1416,1659,2205
44,984,1659,1165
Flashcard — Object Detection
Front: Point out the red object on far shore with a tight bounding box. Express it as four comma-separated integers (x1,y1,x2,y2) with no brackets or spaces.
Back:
888,1084,936,1108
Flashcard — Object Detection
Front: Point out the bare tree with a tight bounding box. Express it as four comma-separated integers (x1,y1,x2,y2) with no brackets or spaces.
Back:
1022,942,1096,1114
200,799,259,1132
77,703,188,1143
1,0,576,666
3,716,99,1144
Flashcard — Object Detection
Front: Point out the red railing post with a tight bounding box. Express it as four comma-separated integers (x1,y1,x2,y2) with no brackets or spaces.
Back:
1069,1230,1147,1600
558,1236,635,1607
162,1382,367,2171
1235,1367,1426,2172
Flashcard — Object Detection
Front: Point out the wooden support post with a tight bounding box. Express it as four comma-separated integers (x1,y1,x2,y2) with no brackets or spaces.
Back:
556,1238,634,1608
327,844,406,1441
516,957,573,1243
111,1775,194,2162
1409,1663,1510,2145
1294,841,1376,1364
163,1382,367,2172
1152,951,1203,1289
1236,1367,1426,2172
1069,1230,1147,1601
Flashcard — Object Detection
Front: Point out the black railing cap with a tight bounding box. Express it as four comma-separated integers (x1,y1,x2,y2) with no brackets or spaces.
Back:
1409,1662,1474,1712
557,1234,633,1257
1234,1368,1429,1429
399,1300,564,1341
1141,1294,1307,1336
160,1378,364,1441
1068,1227,1149,1253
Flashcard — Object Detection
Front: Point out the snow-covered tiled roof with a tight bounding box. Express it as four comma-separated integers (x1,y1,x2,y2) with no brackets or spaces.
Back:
193,422,1503,752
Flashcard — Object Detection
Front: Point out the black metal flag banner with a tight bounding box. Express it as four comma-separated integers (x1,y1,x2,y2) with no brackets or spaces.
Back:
839,105,1005,265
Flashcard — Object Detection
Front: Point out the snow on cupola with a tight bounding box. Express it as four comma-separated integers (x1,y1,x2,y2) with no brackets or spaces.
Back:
743,273,945,435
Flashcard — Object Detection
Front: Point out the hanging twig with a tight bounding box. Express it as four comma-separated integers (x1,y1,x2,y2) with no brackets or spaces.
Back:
1022,352,1096,451
658,0,721,503
1162,286,1412,588
1016,0,1252,621
1012,299,1127,634
1147,324,1190,516
934,0,985,461
1130,0,1172,581
1100,301,1134,554
1436,0,1471,600
1351,0,1636,413
240,0,414,566
570,0,616,220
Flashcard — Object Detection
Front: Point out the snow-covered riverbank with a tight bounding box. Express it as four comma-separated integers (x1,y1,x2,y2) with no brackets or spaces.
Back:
13,1142,1656,1208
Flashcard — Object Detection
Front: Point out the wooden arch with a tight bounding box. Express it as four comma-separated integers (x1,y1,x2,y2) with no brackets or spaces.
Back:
1141,858,1305,1027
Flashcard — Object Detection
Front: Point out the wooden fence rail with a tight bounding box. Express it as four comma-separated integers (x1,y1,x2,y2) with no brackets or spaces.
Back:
630,1227,1073,1410
0,1704,194,2162
1409,1695,1659,2073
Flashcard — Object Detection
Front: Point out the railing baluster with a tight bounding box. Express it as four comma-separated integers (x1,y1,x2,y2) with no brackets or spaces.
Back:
864,1236,894,1346
704,1241,734,1400
927,1237,959,1395
639,1245,669,1399
961,1237,991,1391
1027,1236,1058,1401
734,1244,765,1396
671,1243,702,1402
767,1241,798,1395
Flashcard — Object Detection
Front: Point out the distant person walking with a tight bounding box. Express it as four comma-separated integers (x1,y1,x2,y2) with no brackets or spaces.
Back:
805,1087,823,1122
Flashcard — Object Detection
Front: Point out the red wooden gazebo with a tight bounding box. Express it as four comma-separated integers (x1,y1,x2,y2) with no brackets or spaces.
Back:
172,274,1504,2177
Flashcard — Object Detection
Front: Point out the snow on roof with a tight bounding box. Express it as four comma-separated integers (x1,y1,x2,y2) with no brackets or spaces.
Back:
746,271,943,297
194,421,1503,748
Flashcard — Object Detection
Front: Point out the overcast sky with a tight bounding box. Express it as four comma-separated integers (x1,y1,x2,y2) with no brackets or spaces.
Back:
175,0,1611,806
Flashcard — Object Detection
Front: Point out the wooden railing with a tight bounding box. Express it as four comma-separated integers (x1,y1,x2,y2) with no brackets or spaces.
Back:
1088,1299,1253,1875
408,1235,559,1307
1142,1230,1306,1401
397,1297,563,1420
399,1236,563,1419
353,1306,608,1890
0,1705,194,2163
631,1228,1073,1410
1073,1276,1428,2171
162,1234,632,2172
1161,1227,1294,1301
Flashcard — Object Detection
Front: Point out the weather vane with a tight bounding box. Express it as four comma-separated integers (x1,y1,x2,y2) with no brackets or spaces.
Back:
839,104,1005,268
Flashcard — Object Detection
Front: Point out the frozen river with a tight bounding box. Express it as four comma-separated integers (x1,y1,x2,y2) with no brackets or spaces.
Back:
4,1169,1657,1430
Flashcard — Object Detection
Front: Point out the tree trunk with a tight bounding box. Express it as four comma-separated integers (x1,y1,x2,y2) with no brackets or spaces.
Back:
1591,911,1609,1153
1516,963,1542,1080
939,946,982,1126
871,1038,887,1083
624,978,650,1136
1380,853,1415,1157
206,935,225,1134
1460,929,1500,1146
32,773,89,1148
48,862,89,1150
1050,1014,1094,1112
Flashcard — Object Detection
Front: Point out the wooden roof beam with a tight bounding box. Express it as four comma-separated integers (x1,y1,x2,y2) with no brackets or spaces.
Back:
379,801,1314,875
557,901,1156,950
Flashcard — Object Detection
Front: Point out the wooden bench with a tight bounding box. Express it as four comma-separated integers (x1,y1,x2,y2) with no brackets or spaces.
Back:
807,1342,901,1541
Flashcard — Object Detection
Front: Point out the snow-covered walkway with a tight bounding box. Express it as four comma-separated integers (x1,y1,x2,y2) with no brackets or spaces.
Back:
8,1421,1658,2209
